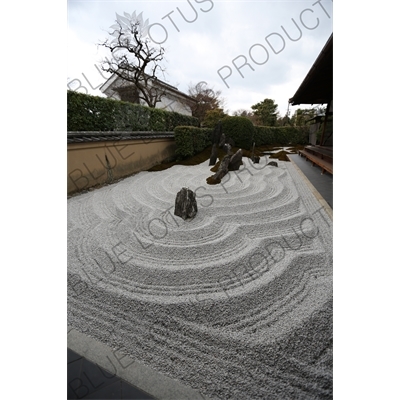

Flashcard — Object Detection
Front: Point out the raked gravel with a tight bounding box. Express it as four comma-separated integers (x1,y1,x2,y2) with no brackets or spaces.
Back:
68,156,333,399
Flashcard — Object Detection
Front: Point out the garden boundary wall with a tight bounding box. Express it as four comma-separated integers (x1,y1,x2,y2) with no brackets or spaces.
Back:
67,131,175,195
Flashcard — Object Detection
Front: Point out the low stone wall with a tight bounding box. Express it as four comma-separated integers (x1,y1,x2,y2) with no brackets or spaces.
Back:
67,132,176,195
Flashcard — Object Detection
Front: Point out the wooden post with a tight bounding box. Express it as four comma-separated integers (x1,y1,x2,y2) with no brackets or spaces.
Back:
320,100,331,146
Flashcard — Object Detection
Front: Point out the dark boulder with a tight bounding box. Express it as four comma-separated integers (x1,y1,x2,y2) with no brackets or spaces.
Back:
223,143,232,155
228,149,243,171
209,143,218,166
208,154,231,184
218,133,226,148
212,120,222,144
174,188,197,220
226,137,235,147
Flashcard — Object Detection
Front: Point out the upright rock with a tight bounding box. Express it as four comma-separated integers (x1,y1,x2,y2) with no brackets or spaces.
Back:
207,149,244,184
219,133,226,148
209,143,218,166
212,120,222,144
223,143,232,155
228,149,243,171
226,137,235,148
250,142,260,163
174,188,198,220
208,154,231,184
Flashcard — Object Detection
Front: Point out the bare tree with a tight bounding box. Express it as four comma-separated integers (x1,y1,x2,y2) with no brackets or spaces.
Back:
186,81,225,123
99,12,167,108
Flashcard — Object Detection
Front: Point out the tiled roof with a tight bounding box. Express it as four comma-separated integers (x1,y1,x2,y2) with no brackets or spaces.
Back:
67,131,174,143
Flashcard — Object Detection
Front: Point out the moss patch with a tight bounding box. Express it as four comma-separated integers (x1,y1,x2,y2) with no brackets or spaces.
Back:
286,144,305,153
148,146,213,172
147,143,298,172
206,176,221,185
269,151,290,162
210,160,221,173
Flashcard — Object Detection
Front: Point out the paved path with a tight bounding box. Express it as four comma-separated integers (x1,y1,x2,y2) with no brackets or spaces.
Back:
68,348,155,399
287,153,333,209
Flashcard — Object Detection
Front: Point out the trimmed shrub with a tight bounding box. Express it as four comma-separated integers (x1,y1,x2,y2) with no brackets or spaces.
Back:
175,127,194,159
113,101,150,130
174,126,213,159
165,110,200,132
220,116,254,150
253,125,308,146
67,90,117,131
253,126,275,146
148,107,167,131
67,91,199,131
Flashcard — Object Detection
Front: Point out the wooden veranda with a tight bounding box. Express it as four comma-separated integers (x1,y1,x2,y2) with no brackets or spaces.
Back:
298,145,333,175
289,33,333,175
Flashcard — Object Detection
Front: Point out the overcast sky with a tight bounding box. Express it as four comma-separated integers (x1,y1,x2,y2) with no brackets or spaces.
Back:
67,0,333,117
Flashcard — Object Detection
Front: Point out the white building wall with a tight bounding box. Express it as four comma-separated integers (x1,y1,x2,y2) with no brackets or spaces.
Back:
104,85,193,116
155,95,193,116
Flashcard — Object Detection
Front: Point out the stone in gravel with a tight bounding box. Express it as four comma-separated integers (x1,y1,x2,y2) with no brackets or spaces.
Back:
209,143,218,166
268,161,278,167
212,120,222,144
228,149,243,171
174,188,198,220
226,137,235,147
219,133,226,148
223,143,232,155
212,154,231,182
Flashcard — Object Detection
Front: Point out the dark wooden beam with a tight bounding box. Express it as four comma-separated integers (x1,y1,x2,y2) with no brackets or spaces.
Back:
319,100,331,146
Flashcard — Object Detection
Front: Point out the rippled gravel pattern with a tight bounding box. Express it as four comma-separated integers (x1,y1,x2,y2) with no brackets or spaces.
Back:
68,157,333,399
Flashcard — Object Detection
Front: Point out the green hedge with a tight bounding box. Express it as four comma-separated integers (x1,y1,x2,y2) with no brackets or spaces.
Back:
174,126,213,159
67,91,199,131
253,126,308,146
173,124,308,161
220,116,254,150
